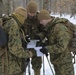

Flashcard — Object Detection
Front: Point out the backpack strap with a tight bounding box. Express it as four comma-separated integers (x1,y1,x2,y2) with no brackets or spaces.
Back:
0,47,5,75
0,47,8,75
0,18,2,26
5,48,8,75
20,28,28,43
1,53,4,75
0,48,4,56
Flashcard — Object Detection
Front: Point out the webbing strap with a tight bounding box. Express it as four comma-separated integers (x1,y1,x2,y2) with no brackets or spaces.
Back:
0,48,4,57
20,29,28,43
1,49,4,75
1,48,8,75
2,54,4,75
2,55,4,75
5,48,8,75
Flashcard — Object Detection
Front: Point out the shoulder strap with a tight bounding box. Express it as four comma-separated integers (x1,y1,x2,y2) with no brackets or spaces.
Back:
20,28,28,43
1,52,4,75
0,48,4,58
0,47,8,75
10,14,22,27
0,18,2,26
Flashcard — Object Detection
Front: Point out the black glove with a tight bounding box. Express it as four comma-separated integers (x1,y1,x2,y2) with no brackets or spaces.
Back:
40,47,48,56
26,58,30,62
26,35,30,42
22,39,27,50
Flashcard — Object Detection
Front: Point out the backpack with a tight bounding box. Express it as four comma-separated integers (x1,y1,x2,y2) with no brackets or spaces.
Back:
53,17,76,63
0,15,11,57
0,15,11,45
0,26,7,45
0,16,8,57
0,16,9,75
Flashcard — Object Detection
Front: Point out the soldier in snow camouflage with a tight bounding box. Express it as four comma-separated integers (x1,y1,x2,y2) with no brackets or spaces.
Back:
0,6,33,75
38,9,74,75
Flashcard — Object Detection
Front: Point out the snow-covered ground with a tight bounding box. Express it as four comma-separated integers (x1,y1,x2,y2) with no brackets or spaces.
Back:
51,13,76,24
25,14,76,75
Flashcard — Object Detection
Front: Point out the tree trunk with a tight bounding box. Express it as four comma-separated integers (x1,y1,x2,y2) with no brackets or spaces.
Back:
26,0,30,5
0,0,3,17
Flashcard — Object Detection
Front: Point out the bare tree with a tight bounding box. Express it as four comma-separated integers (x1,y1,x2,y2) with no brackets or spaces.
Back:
2,0,10,15
43,0,49,10
9,0,14,13
0,0,3,16
70,0,76,18
42,0,51,13
26,0,30,5
1,0,76,17
51,0,57,14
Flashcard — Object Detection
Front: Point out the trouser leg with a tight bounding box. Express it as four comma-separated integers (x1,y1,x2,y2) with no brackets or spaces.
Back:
31,57,42,75
54,62,74,75
34,69,40,75
9,72,24,75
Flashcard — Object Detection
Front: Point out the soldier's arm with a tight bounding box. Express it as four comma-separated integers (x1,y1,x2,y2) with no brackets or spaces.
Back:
46,24,71,54
23,22,28,35
8,19,28,58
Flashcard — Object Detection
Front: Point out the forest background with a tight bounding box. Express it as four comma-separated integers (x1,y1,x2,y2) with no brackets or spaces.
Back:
0,0,76,18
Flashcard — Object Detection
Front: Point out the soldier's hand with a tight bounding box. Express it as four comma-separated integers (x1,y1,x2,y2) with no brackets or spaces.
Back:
26,35,30,42
26,58,30,62
28,51,33,58
40,47,48,56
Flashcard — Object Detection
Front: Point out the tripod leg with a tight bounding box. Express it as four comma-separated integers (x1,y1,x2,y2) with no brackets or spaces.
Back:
28,58,31,75
46,56,54,75
73,53,76,64
25,62,28,75
43,55,45,75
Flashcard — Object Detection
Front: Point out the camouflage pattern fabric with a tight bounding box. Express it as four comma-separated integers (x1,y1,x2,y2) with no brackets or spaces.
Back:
23,14,40,39
23,13,42,74
0,14,29,75
40,17,74,75
0,18,2,26
31,56,42,70
9,72,23,75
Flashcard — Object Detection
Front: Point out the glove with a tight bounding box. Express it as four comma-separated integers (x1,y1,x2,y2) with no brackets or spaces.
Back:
22,39,27,50
26,58,30,62
40,47,48,56
26,35,30,42
28,51,33,58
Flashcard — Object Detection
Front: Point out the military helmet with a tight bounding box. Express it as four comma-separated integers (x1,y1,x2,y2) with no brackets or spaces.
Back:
38,9,51,20
26,0,38,14
13,6,27,19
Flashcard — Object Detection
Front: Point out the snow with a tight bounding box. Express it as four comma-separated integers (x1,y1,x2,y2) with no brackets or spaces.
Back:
51,13,76,24
24,14,76,75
